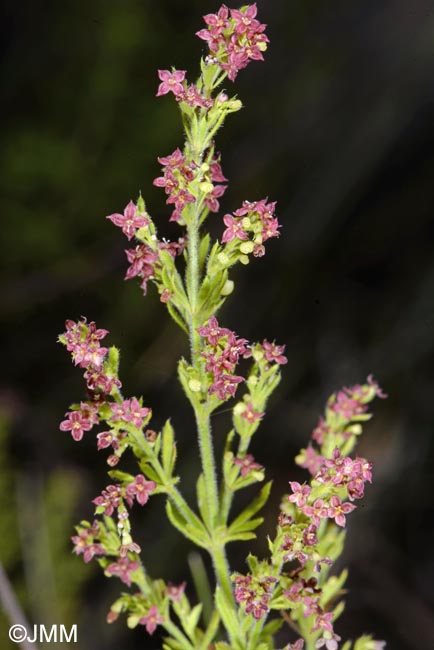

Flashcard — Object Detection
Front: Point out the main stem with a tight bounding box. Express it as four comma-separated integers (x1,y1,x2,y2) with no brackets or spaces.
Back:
186,200,234,604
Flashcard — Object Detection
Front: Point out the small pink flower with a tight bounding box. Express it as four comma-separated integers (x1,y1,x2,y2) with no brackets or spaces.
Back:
92,484,122,516
60,411,93,442
327,495,356,527
105,557,139,587
262,340,288,365
312,611,334,633
96,430,120,451
302,498,328,527
71,528,105,563
221,214,248,243
139,605,164,635
197,316,231,346
240,402,264,423
233,454,264,477
288,481,312,508
106,200,150,241
209,374,244,400
156,69,186,98
167,581,186,601
125,475,156,506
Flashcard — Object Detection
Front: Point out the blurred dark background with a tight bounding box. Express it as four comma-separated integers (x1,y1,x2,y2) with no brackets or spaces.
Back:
1,1,434,648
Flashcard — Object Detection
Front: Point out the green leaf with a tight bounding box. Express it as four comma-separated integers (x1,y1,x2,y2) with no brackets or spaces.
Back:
199,233,211,271
228,482,272,533
167,302,188,333
227,516,264,535
184,603,203,639
162,640,184,650
199,609,220,650
165,500,210,548
224,531,257,542
215,587,242,649
161,419,176,476
196,474,212,530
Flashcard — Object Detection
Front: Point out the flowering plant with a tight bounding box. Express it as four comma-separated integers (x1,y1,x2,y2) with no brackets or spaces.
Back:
59,5,386,650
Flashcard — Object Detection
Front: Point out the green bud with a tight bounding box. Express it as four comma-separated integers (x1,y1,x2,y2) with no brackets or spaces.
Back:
221,279,234,296
242,217,251,229
137,193,146,213
239,241,254,255
233,402,246,416
217,252,229,266
188,379,202,393
199,181,214,194
239,254,250,265
228,99,243,111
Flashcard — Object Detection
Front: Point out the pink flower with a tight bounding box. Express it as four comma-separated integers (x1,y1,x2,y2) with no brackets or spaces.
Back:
240,402,264,424
233,454,264,477
331,390,367,419
296,445,325,476
221,214,249,243
262,340,288,365
288,482,311,508
139,605,164,635
230,4,261,36
96,430,120,451
106,200,150,241
209,374,244,400
125,475,156,506
285,641,304,650
60,410,93,442
197,316,231,346
71,527,105,563
302,498,328,527
204,183,227,213
167,581,186,601
105,557,139,587
327,495,356,527
156,69,186,98
92,484,122,516
312,611,334,633
110,398,151,429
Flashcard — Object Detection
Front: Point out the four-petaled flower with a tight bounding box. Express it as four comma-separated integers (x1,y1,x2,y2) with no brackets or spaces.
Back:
327,495,356,527
105,557,139,587
60,410,93,442
106,200,150,241
125,475,156,506
156,69,186,97
139,605,164,635
233,454,264,477
288,481,311,508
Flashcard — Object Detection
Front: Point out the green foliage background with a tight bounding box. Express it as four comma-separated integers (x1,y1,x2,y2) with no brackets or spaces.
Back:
1,1,434,648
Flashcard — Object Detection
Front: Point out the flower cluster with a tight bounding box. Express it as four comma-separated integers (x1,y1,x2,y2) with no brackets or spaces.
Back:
233,573,277,620
153,147,227,223
197,316,249,400
196,4,269,81
71,520,105,563
220,199,281,263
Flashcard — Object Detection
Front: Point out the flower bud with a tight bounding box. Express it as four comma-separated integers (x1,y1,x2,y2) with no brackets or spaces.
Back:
199,181,214,194
233,402,247,416
221,279,234,296
239,241,254,255
239,254,250,265
188,379,202,393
